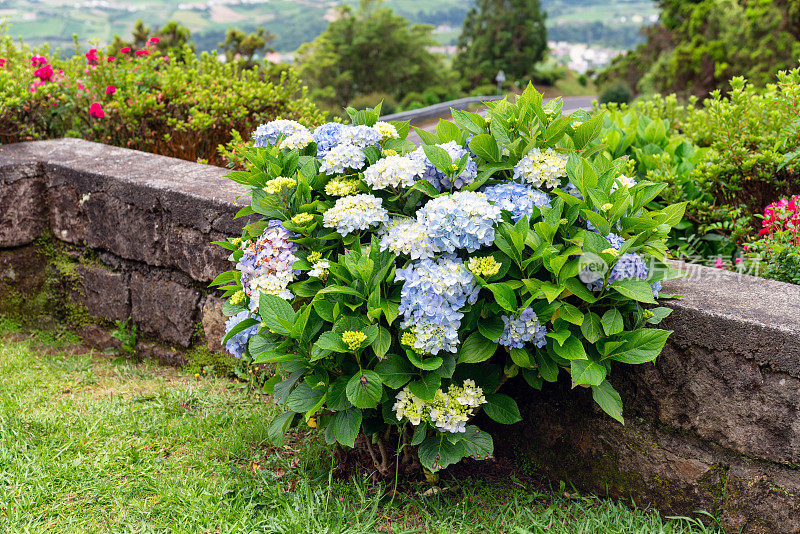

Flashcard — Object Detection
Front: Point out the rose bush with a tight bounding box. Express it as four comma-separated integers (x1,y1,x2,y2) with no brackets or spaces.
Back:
212,85,685,476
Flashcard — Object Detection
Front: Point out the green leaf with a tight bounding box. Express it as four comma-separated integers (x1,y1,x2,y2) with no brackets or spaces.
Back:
372,326,391,360
375,353,413,389
483,394,522,424
418,435,466,472
486,283,517,311
534,351,559,382
570,358,607,386
550,336,587,360
451,109,486,135
458,331,498,364
267,411,295,446
221,317,258,344
558,302,584,326
461,426,494,460
546,328,571,347
509,347,532,367
436,119,461,143
273,369,304,405
345,370,383,409
601,308,624,336
315,331,349,353
591,380,624,424
412,179,441,198
332,408,362,448
610,279,657,304
423,145,454,174
646,307,673,324
581,312,603,343
407,373,441,401
412,125,440,145
407,350,444,371
411,422,428,446
477,315,505,340
468,134,500,162
381,300,400,325
327,376,352,411
610,328,672,364
286,383,325,412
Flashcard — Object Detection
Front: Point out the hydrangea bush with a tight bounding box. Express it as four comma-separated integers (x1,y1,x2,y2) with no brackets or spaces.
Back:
212,85,685,476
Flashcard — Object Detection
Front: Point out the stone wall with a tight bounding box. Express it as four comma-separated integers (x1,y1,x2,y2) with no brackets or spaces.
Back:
1,139,798,532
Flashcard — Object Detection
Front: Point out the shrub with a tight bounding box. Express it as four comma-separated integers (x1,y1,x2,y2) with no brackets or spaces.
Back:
744,195,800,284
0,32,325,166
211,85,683,477
599,82,632,105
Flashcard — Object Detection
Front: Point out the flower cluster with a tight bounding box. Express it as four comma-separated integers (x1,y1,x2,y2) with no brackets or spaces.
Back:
253,120,309,147
342,331,367,351
325,178,362,197
224,311,260,359
307,251,330,280
363,154,425,189
323,194,388,235
496,308,547,349
410,141,478,190
393,380,486,433
313,122,346,157
236,220,299,303
759,195,800,238
482,182,551,222
512,148,568,189
467,256,501,278
374,121,399,140
340,125,383,148
264,176,296,194
396,257,479,354
417,191,502,253
379,218,436,259
611,174,637,193
319,143,367,175
279,130,314,150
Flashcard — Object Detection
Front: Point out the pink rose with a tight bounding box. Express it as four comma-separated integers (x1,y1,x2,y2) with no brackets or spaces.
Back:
89,102,106,119
105,85,116,95
120,47,131,54
34,63,54,81
149,37,160,44
107,56,116,62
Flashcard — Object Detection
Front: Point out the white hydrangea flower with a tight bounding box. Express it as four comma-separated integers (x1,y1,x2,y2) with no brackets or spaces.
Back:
393,387,425,426
319,144,367,175
249,271,294,302
513,147,569,189
279,129,313,150
374,121,399,140
379,217,437,259
323,193,389,235
339,125,383,148
363,154,425,190
611,174,637,193
308,260,330,278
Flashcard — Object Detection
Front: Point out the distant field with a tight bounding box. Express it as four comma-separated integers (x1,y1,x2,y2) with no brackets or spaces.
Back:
0,0,657,53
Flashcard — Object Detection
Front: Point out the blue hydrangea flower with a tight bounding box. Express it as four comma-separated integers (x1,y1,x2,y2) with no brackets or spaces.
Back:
410,141,478,190
340,125,383,148
319,144,367,175
496,308,547,349
396,256,479,355
417,191,502,253
224,311,260,359
606,232,626,250
607,252,648,285
483,183,551,222
651,280,662,299
237,220,299,303
313,122,346,157
253,120,309,148
564,180,583,200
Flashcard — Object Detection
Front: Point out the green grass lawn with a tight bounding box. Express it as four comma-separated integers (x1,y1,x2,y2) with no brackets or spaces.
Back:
0,325,722,533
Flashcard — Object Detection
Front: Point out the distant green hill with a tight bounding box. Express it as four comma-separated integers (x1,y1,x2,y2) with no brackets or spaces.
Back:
0,0,656,53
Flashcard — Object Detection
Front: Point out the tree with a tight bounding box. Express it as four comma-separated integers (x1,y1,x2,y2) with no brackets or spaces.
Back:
598,0,800,99
108,20,194,58
219,27,275,68
454,0,547,88
295,0,454,111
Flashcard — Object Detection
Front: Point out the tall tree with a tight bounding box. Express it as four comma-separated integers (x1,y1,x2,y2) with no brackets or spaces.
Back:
454,0,547,88
219,27,275,68
295,0,452,110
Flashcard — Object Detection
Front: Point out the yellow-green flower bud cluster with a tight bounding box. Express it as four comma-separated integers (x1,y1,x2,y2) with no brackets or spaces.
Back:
342,330,367,351
393,379,486,433
467,256,501,278
264,176,296,195
291,212,314,225
324,178,361,197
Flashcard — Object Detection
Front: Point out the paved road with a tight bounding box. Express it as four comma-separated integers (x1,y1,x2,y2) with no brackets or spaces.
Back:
406,95,596,145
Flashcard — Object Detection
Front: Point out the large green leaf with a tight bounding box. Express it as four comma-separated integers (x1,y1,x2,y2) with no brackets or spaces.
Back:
601,308,624,336
550,336,587,361
483,393,522,424
372,326,391,360
374,353,413,389
332,408,362,448
610,279,657,304
461,426,494,460
570,358,607,386
267,411,295,446
592,380,624,424
457,331,498,364
610,328,672,364
418,435,466,472
345,370,383,409
286,383,325,412
407,373,441,401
